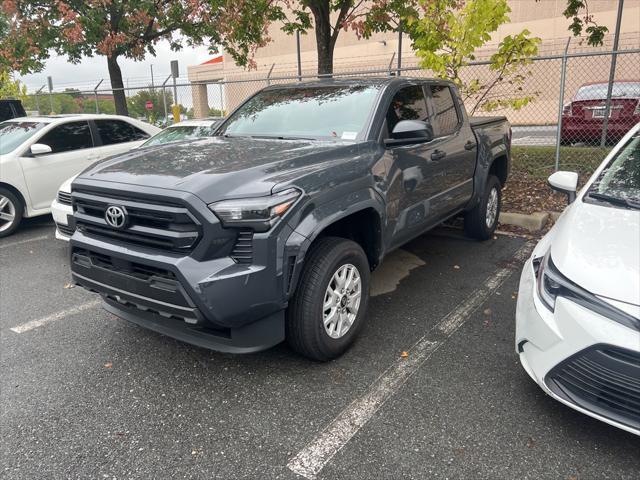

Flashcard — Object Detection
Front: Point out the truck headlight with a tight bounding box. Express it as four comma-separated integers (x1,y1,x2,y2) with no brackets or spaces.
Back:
209,188,301,232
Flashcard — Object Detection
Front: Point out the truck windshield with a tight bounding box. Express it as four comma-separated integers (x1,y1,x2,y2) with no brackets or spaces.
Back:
219,85,380,140
0,121,47,155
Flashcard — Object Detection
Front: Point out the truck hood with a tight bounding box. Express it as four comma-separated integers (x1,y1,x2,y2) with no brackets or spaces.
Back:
550,199,640,306
78,136,358,202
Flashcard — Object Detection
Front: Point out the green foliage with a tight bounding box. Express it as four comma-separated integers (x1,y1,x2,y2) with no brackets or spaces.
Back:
512,145,610,178
560,0,609,46
127,88,175,119
409,0,541,114
0,71,27,100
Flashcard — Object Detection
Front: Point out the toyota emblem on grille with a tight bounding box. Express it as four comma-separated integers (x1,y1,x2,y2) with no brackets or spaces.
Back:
105,205,128,229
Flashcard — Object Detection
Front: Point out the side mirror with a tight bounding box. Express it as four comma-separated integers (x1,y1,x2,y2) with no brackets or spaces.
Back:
384,120,434,147
30,143,52,156
548,171,578,203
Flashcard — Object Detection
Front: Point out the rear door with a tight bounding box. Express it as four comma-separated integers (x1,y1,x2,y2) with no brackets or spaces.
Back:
19,120,96,210
424,83,476,217
91,119,152,159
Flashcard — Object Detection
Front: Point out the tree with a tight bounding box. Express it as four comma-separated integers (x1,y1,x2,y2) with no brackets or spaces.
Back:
127,88,174,119
0,1,280,116
0,70,27,100
408,0,541,114
220,0,608,77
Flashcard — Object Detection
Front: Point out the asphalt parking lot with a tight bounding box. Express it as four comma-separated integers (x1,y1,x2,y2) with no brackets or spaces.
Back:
1,217,639,480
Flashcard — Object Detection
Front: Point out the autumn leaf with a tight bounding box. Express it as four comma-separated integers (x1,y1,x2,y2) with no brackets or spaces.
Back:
400,351,409,358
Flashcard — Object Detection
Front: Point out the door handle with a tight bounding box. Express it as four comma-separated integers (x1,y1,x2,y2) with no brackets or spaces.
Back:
464,141,477,151
431,150,446,161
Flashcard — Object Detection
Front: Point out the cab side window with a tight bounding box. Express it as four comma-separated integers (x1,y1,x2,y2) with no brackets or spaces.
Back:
386,85,429,134
95,120,150,146
38,121,93,154
428,85,459,137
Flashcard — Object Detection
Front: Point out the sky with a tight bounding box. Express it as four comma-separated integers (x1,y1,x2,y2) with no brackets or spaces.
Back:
17,40,215,93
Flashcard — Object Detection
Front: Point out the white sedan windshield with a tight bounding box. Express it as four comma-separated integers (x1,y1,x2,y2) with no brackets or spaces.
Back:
0,121,47,155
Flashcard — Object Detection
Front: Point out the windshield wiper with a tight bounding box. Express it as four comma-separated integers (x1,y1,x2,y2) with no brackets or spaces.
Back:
248,134,316,141
587,191,640,209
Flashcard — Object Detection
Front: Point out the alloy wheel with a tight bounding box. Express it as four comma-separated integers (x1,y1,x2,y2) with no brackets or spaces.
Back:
322,263,362,339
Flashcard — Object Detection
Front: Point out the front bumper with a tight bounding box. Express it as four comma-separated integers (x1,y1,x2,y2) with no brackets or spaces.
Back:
70,228,288,354
51,198,74,241
515,257,640,435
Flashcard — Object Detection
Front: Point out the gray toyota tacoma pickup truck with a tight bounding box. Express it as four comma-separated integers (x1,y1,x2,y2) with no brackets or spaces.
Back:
69,77,511,360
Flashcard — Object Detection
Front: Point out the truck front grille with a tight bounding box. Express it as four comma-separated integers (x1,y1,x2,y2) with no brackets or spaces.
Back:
72,190,201,253
545,345,640,430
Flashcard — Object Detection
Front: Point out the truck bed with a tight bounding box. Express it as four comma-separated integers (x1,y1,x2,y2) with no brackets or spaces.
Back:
469,116,508,128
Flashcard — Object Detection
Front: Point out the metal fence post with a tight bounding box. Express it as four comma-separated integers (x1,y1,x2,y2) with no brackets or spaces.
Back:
600,0,625,147
266,63,275,86
296,31,302,81
93,79,104,113
35,85,45,114
388,52,396,76
554,38,571,171
397,28,403,77
161,75,171,124
219,83,224,114
47,76,54,113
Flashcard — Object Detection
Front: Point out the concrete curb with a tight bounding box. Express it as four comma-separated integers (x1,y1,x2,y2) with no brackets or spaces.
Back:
499,211,550,231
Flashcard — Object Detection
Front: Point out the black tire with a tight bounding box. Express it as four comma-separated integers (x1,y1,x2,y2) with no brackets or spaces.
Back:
286,236,370,361
0,187,23,238
464,174,502,240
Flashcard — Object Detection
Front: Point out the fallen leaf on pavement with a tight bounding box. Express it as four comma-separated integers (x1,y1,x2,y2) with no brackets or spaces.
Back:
400,351,409,358
104,362,113,369
63,283,75,289
483,308,492,315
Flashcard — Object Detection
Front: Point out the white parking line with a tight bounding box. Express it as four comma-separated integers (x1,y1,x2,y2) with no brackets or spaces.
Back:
287,242,534,479
9,300,101,334
0,234,50,250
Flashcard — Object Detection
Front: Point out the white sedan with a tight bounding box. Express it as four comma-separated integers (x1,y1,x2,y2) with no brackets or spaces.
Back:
51,117,222,240
516,123,640,435
0,114,160,237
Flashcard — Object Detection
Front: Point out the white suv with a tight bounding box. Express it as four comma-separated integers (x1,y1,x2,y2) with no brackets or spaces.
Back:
0,114,160,237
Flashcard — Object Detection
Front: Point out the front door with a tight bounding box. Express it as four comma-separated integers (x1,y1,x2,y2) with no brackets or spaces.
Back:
382,84,444,249
20,121,96,211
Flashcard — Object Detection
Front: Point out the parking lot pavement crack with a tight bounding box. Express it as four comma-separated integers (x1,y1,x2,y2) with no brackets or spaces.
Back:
286,240,535,479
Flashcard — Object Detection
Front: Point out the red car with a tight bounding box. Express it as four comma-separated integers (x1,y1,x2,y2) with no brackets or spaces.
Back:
561,80,640,144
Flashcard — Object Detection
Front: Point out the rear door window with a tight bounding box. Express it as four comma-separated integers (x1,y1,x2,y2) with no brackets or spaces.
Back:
95,120,150,145
386,85,429,134
428,85,460,137
38,121,94,153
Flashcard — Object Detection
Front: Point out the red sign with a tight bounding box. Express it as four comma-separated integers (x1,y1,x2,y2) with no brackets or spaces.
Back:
145,100,153,110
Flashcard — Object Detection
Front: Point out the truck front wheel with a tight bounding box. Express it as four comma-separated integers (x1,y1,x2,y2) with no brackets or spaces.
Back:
286,237,370,361
464,174,502,240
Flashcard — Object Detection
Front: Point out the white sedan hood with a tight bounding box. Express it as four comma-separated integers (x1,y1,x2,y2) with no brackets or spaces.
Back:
550,200,640,306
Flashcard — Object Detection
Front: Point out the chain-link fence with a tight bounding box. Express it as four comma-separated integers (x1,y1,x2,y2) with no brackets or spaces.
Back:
22,47,639,179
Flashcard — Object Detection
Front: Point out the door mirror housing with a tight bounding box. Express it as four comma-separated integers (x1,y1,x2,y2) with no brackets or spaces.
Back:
548,171,578,203
384,120,434,147
30,143,53,156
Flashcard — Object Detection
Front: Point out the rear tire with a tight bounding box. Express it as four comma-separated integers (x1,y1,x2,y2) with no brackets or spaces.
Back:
286,237,370,361
464,175,501,240
0,187,23,238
